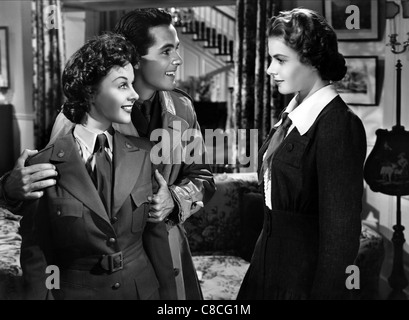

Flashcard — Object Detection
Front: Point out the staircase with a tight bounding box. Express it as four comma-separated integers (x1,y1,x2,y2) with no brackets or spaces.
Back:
169,6,235,65
168,6,237,173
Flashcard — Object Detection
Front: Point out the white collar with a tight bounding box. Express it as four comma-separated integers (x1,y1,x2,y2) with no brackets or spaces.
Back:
276,85,338,135
74,125,114,153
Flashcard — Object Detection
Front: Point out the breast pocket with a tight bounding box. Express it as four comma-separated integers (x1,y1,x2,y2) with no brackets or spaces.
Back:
130,183,152,233
274,137,309,169
48,198,86,248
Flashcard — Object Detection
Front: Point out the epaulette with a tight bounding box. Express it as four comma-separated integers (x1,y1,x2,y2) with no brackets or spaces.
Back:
126,136,153,152
25,144,54,166
173,88,194,103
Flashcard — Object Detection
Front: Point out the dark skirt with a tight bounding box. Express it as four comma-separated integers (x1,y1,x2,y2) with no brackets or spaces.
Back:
237,209,319,300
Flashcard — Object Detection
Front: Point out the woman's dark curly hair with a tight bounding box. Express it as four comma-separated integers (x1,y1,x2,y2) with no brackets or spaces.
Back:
62,33,139,123
268,8,346,81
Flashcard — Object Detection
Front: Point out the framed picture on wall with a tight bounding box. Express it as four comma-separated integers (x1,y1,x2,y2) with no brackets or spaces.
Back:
324,0,379,41
0,27,10,89
333,56,378,106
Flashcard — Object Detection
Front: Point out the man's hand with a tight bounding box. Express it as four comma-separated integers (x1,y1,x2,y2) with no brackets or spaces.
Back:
3,149,58,201
147,169,175,223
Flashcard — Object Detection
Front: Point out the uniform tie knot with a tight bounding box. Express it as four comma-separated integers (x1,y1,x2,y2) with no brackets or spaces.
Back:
280,112,292,130
95,133,108,154
258,112,292,184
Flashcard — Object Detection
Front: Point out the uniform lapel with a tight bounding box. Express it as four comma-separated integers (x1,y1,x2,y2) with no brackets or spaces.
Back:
158,91,188,173
112,133,145,216
51,132,110,223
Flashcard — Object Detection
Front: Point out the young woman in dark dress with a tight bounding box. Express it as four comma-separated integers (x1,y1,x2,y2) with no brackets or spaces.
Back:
237,8,367,300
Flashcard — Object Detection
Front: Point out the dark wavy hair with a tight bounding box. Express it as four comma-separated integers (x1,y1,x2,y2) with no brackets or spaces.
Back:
268,8,346,81
62,33,139,123
114,8,172,56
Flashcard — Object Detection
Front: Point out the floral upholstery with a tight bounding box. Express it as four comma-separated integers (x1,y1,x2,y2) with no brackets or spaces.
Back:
192,255,249,300
185,172,260,256
0,208,23,300
0,208,21,277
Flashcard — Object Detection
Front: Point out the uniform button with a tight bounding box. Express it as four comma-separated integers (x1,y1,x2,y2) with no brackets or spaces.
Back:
125,142,132,149
111,217,118,224
286,143,294,152
56,210,61,216
174,268,180,277
112,282,121,289
57,150,65,158
108,238,116,244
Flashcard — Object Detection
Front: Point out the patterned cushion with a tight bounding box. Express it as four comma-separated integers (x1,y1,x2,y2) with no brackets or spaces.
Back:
192,255,249,300
0,208,22,277
0,208,23,300
185,173,259,255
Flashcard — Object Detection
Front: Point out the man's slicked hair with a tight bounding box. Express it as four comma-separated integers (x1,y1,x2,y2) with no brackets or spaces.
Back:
114,8,173,56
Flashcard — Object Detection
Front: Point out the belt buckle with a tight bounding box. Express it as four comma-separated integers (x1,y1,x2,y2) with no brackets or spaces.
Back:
101,251,123,273
109,251,123,272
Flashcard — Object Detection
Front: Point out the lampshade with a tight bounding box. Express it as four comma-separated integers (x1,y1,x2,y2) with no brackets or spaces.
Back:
386,1,400,19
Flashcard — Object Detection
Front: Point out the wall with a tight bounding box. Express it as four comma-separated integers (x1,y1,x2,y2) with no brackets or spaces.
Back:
0,0,34,162
63,11,87,63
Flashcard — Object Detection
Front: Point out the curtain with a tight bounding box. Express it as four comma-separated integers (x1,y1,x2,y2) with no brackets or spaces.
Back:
233,0,283,153
98,11,128,34
32,0,65,149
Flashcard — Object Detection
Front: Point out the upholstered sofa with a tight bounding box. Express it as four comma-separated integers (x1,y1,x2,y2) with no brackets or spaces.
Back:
0,208,23,300
185,172,386,300
0,172,385,300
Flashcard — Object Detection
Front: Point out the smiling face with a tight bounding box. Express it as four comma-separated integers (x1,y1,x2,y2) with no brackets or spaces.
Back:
89,63,138,130
133,24,182,100
267,37,321,101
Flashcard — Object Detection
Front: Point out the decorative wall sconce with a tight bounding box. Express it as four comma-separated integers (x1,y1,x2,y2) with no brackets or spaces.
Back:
386,1,409,54
387,33,409,54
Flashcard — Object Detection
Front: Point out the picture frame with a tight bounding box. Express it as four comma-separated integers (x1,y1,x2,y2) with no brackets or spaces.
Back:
0,27,10,89
333,56,378,106
324,0,379,41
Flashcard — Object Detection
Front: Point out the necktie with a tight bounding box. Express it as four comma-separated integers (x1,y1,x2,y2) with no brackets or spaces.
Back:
258,112,292,184
93,133,112,217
